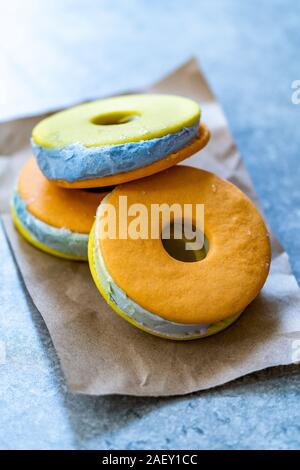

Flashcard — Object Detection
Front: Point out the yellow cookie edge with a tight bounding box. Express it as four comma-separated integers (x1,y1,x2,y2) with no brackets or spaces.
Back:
55,123,210,189
88,223,243,341
11,204,87,261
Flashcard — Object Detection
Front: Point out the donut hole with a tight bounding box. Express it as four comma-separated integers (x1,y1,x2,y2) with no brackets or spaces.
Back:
161,221,208,263
90,111,140,126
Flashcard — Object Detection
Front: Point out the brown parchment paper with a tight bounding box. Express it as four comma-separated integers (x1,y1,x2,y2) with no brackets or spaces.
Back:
1,59,300,396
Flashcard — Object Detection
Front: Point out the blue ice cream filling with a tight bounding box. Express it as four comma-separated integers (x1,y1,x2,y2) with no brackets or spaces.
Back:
32,122,199,182
12,191,88,259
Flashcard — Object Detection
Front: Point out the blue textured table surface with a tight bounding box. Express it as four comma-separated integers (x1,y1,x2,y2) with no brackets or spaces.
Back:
0,0,300,450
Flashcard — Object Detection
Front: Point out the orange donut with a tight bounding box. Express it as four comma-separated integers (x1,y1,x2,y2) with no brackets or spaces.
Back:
11,158,107,260
89,166,271,340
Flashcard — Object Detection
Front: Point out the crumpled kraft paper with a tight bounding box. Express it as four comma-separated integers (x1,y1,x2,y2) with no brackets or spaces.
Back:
1,58,299,396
